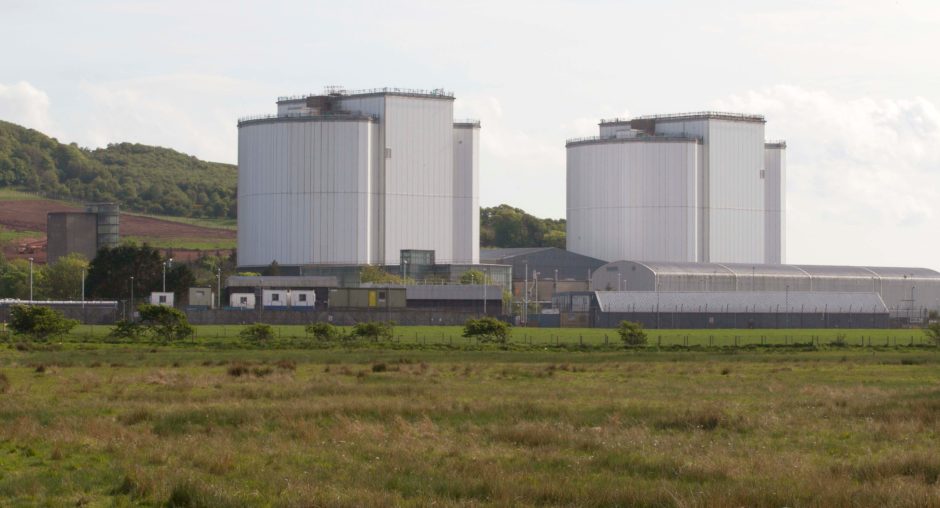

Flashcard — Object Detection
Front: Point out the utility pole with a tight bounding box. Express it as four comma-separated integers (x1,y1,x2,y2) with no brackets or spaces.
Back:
217,267,222,309
523,261,528,326
28,257,34,301
163,257,173,292
81,269,85,306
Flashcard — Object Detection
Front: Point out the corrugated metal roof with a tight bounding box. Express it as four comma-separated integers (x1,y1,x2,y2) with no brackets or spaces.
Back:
226,276,339,288
595,291,887,314
479,247,552,261
622,261,940,281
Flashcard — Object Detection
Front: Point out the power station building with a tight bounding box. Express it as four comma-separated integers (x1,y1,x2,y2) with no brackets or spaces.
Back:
566,112,785,264
591,260,940,321
237,87,480,271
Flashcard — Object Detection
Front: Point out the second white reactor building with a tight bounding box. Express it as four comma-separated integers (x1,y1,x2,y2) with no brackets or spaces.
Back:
237,88,480,269
566,112,785,265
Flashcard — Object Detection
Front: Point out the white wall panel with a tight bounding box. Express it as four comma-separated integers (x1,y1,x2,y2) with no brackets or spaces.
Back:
764,146,786,264
566,140,700,263
453,125,480,264
237,118,374,267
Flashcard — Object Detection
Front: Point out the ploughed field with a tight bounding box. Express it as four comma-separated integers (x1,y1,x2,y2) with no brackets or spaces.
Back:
2,332,940,506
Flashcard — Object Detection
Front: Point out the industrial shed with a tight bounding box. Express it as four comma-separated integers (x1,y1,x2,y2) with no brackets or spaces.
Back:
553,291,890,329
592,261,940,322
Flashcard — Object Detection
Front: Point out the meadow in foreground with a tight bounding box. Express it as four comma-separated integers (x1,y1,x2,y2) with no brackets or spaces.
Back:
1,345,940,506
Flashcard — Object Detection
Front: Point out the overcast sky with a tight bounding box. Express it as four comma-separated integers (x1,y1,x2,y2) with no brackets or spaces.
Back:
2,0,939,269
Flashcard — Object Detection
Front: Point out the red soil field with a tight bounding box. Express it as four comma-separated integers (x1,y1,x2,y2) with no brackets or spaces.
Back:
0,198,235,263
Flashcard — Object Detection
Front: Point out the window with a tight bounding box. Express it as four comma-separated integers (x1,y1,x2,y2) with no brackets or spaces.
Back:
760,169,766,179
385,148,392,159
299,294,307,302
159,295,167,303
240,296,248,305
272,293,280,302
378,291,386,303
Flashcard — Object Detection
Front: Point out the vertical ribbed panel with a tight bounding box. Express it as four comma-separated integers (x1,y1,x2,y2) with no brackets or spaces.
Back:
566,140,700,263
237,119,373,267
764,146,786,264
452,125,480,264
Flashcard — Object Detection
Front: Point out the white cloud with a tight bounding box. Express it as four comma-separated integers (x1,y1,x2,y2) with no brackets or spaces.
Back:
0,81,54,133
71,74,269,163
712,85,940,267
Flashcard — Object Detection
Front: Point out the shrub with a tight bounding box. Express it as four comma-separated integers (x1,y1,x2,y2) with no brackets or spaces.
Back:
371,362,387,373
109,320,144,340
306,322,340,341
9,305,78,341
923,322,940,346
227,364,250,377
240,323,274,343
617,320,647,347
351,321,394,341
831,333,848,348
0,371,9,393
462,317,511,344
137,304,194,342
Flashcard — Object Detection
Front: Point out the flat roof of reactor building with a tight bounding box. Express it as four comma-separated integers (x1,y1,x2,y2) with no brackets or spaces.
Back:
599,112,766,125
565,135,702,148
237,112,377,127
276,87,455,104
453,119,482,128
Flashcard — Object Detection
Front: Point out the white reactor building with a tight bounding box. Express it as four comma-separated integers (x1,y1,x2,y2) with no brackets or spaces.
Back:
237,87,480,269
566,112,785,265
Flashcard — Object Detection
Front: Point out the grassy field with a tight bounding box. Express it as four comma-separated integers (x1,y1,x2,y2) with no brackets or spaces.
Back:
54,324,938,350
122,235,237,251
2,339,940,506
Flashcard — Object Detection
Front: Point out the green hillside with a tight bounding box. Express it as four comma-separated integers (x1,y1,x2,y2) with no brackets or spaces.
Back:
0,120,236,218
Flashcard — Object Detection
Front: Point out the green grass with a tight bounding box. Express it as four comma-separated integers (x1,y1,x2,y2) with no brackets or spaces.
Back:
53,324,935,350
123,236,236,250
0,188,46,201
1,342,940,506
124,212,237,231
0,225,43,245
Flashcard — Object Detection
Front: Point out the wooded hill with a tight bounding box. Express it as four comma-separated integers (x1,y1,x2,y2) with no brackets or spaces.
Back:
0,120,236,218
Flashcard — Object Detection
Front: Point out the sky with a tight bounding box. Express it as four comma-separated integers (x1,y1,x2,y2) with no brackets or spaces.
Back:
1,0,939,269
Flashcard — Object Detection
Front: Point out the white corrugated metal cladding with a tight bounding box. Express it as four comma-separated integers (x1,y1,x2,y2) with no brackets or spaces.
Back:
238,88,480,269
592,260,940,317
567,113,786,265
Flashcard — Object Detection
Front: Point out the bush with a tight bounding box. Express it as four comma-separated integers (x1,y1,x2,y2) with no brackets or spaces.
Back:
463,317,511,344
351,321,394,341
923,322,940,346
617,320,648,347
109,319,144,340
0,371,9,393
8,305,78,341
240,323,274,343
137,304,193,342
306,322,340,341
831,333,848,348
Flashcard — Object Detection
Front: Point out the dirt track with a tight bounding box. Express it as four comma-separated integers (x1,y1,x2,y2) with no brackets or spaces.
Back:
0,199,235,239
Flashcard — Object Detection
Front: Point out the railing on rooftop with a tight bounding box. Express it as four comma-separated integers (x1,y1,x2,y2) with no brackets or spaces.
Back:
566,134,700,145
599,111,765,124
277,87,454,102
237,111,377,123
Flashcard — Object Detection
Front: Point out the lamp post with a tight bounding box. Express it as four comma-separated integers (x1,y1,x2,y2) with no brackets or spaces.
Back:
163,257,173,292
28,257,34,301
403,260,408,284
81,269,85,306
217,267,222,309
